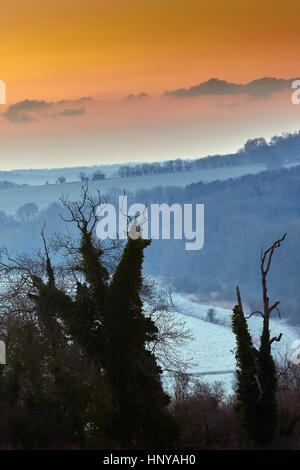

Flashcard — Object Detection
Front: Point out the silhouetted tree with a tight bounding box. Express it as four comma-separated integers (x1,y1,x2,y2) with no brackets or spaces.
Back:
16,202,39,221
232,304,259,441
232,234,286,445
91,171,105,181
105,236,180,448
79,172,89,182
57,176,66,184
20,187,179,449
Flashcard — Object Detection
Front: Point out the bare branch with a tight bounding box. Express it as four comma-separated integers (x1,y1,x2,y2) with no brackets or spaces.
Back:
261,233,287,277
260,233,287,328
245,310,264,319
270,333,283,345
59,184,106,235
269,300,280,313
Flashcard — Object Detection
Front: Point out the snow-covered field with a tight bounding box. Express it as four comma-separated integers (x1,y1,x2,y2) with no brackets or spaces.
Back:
0,164,264,213
166,292,299,394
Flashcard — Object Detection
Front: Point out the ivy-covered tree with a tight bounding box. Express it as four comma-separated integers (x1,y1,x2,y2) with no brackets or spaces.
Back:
231,304,259,441
26,187,179,449
105,237,179,448
232,234,286,445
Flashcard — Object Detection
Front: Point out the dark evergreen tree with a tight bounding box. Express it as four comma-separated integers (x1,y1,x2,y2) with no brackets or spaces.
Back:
232,311,279,445
256,322,278,443
105,237,179,448
231,305,259,441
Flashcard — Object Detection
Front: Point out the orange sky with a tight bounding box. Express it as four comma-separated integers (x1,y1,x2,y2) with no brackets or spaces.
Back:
0,0,300,170
1,0,300,102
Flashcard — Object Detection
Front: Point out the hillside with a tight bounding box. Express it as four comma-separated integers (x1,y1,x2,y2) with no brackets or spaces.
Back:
0,164,263,213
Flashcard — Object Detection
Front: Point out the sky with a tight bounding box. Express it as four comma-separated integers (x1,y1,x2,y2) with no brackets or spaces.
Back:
0,0,300,170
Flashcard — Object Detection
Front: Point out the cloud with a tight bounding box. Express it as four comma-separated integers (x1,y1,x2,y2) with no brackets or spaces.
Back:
164,77,298,98
48,107,85,118
3,97,91,123
3,99,52,123
127,92,149,100
57,97,92,105
216,102,240,108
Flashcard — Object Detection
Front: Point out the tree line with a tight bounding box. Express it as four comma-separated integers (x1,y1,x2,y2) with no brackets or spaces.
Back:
117,129,300,178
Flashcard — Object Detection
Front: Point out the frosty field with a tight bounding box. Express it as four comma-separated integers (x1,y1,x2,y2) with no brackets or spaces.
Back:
0,164,264,213
166,293,299,394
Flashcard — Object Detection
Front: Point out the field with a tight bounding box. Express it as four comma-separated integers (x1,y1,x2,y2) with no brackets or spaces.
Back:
165,292,298,394
0,164,264,213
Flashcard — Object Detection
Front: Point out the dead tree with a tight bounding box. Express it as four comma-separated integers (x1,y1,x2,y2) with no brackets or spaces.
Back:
236,232,286,344
233,234,287,443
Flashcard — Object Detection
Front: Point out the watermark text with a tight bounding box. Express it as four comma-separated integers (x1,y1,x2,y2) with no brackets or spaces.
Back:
96,196,204,251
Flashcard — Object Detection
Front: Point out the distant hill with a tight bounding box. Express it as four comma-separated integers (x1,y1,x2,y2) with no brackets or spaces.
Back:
0,164,264,214
2,127,300,187
0,164,121,186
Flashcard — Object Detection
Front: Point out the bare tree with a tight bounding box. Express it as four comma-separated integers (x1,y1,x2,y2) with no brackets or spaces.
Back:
234,233,286,404
236,232,286,345
141,277,193,380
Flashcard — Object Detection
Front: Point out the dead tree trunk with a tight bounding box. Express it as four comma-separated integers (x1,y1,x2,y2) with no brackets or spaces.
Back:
236,232,286,343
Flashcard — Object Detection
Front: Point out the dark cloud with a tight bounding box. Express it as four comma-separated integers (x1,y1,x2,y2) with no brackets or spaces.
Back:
3,100,52,123
48,107,85,118
3,97,91,123
246,78,297,97
57,97,92,105
127,92,149,100
164,77,298,98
